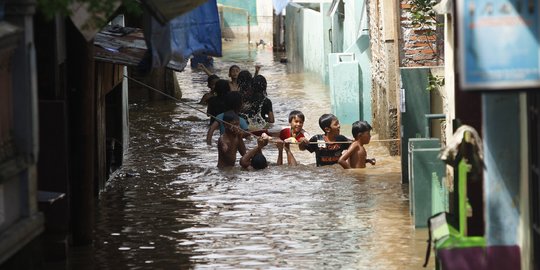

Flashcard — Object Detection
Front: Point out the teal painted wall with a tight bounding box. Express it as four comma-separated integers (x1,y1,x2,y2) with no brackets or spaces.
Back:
328,0,371,124
483,93,521,246
285,3,326,77
328,54,361,124
345,34,371,124
218,0,257,26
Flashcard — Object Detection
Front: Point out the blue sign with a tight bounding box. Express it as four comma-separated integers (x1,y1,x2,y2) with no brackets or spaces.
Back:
458,0,540,90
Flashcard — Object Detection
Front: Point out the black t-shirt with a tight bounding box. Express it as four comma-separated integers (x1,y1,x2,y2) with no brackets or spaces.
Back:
305,134,351,166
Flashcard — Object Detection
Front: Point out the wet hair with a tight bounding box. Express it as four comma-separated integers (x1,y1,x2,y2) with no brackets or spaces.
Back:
352,120,372,138
229,65,240,73
251,153,268,170
318,113,338,131
214,79,231,97
222,110,239,124
207,74,220,84
252,75,267,94
224,91,243,112
288,110,305,123
237,70,253,87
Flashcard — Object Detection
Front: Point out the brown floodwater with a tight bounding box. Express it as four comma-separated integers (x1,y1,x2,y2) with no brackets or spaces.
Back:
70,43,433,269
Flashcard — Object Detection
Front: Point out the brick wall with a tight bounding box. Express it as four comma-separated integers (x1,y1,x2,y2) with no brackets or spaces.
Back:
399,0,444,67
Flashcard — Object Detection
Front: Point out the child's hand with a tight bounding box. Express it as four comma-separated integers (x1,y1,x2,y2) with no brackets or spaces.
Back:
257,136,269,149
255,65,261,73
197,63,205,70
298,137,309,145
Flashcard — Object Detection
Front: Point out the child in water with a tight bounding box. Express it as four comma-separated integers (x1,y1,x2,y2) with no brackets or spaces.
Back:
217,111,246,168
303,114,351,166
338,120,376,169
240,133,297,170
279,110,310,150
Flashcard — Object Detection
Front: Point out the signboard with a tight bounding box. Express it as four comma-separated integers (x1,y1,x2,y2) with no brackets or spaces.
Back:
458,0,540,90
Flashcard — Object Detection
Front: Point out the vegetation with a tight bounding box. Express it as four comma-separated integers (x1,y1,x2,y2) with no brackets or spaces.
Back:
409,0,443,61
427,73,444,92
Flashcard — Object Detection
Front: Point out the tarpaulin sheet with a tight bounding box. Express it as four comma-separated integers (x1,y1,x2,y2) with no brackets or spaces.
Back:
146,0,222,68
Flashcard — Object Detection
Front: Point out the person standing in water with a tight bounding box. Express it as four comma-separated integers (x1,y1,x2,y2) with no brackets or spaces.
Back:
240,133,297,170
302,114,351,167
338,120,376,169
217,111,247,168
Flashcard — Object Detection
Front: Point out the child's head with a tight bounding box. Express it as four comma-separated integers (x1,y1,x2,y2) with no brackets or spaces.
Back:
237,70,253,88
224,91,243,113
229,65,240,79
352,120,372,143
214,79,231,97
252,75,267,95
288,110,305,133
251,153,268,170
207,74,220,90
318,114,340,135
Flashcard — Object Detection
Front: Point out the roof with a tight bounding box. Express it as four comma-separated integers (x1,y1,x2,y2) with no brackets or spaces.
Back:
93,25,187,72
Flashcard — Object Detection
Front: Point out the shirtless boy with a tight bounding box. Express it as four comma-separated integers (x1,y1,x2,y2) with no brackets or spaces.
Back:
338,120,376,169
217,111,247,168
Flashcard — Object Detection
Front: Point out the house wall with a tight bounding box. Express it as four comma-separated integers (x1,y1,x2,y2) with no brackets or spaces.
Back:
342,0,371,124
218,0,273,46
285,3,326,77
399,0,443,67
368,0,400,154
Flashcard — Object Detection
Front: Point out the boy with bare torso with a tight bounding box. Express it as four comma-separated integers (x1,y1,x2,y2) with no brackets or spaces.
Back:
217,111,247,168
338,120,376,169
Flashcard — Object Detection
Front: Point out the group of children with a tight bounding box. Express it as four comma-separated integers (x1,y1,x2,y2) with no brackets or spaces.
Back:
197,64,376,170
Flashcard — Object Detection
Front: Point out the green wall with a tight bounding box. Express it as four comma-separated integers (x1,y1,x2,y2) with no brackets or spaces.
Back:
218,0,258,26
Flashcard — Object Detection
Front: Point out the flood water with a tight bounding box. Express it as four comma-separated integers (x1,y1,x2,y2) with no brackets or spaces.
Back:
75,43,433,269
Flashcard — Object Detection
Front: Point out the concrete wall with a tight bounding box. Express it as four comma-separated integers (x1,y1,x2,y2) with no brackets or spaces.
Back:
218,0,273,46
285,3,326,77
368,0,400,154
328,0,372,124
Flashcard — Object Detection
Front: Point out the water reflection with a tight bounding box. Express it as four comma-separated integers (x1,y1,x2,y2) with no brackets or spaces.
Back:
79,43,432,269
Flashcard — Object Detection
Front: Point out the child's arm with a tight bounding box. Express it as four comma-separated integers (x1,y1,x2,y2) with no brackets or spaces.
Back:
238,136,247,156
206,121,220,145
254,65,261,76
276,140,284,165
284,143,298,166
266,111,275,124
338,144,358,169
239,137,266,168
298,137,309,151
198,63,213,76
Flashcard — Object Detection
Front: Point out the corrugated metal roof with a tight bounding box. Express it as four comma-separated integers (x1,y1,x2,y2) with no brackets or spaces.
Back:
93,25,187,72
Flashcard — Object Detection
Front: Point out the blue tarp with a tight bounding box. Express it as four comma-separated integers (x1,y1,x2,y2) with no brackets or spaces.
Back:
146,0,222,68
